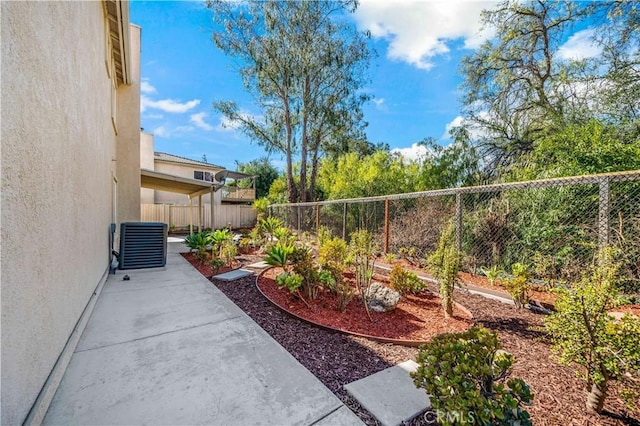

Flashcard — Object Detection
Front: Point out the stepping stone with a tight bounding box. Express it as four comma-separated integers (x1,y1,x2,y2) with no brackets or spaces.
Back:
246,261,270,269
344,360,430,426
212,269,253,281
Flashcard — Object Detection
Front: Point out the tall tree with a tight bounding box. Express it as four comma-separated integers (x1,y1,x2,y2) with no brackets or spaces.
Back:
208,0,371,203
235,157,279,199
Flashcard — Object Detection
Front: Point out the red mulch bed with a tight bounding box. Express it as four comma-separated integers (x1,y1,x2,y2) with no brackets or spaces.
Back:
183,253,640,425
181,252,242,277
258,267,472,343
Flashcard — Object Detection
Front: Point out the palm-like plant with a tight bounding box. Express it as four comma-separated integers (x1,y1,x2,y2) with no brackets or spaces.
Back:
264,243,294,272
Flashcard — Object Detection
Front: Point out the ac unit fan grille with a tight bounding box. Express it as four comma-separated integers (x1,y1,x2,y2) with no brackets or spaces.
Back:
119,222,168,269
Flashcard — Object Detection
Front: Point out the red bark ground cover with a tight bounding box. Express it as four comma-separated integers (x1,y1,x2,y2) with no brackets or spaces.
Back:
181,252,242,277
257,267,472,343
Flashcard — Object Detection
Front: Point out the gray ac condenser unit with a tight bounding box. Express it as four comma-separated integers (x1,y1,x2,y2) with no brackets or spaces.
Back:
119,222,168,269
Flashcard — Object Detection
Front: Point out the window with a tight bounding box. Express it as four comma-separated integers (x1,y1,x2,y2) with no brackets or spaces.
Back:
194,171,214,182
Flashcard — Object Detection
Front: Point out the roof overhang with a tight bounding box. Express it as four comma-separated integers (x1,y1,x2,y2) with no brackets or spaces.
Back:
214,170,255,181
105,0,131,85
141,169,221,198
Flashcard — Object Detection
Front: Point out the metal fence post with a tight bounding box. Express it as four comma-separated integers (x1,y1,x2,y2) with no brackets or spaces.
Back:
316,204,321,233
455,193,463,252
384,198,390,254
342,202,347,240
297,205,301,232
599,177,610,249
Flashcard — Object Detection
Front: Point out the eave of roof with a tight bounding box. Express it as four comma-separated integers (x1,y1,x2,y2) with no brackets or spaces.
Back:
154,152,225,170
104,0,131,85
141,169,221,197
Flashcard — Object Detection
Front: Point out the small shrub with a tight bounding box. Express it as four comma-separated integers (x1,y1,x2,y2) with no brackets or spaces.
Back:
319,269,354,312
349,230,377,320
289,246,321,299
219,239,238,267
480,265,505,287
273,226,296,246
184,232,209,253
318,237,349,282
317,225,332,247
384,253,397,263
545,248,640,412
412,326,533,426
390,264,424,296
503,263,530,309
275,272,310,308
209,257,225,273
264,243,294,272
259,217,284,243
427,225,462,318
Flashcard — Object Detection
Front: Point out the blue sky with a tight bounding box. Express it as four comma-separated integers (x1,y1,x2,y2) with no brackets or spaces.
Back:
131,1,599,171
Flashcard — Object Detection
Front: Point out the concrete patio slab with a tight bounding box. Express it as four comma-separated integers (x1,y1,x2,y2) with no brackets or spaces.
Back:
212,268,253,281
43,242,363,426
344,360,430,426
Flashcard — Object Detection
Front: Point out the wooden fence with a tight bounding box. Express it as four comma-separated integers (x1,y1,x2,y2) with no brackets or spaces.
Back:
141,204,257,231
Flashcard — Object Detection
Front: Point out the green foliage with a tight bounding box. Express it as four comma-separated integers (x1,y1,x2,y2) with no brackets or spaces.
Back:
219,239,238,267
264,243,294,272
275,272,304,294
209,257,225,273
428,225,462,318
349,230,377,318
412,326,533,426
184,232,209,253
545,248,640,412
252,198,270,221
503,263,530,309
259,217,284,244
289,246,320,299
237,157,279,199
390,264,425,296
318,237,353,311
272,226,296,247
317,225,332,247
480,265,504,287
319,269,354,312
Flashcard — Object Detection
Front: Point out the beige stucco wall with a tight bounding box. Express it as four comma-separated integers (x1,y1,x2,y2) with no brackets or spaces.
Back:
1,3,140,424
153,161,222,205
116,24,142,225
140,131,156,203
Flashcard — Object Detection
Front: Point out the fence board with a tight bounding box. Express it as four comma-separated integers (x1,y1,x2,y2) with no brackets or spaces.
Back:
141,204,257,230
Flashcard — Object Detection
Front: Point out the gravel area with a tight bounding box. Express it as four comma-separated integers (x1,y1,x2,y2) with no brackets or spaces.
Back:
204,259,639,425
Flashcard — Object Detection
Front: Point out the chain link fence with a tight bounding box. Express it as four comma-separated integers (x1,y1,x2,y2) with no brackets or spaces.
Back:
268,170,640,291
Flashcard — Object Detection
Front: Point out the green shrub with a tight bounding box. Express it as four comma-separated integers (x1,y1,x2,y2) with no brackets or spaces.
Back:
220,239,237,267
545,248,640,412
264,243,294,272
259,217,284,243
184,232,209,254
318,237,349,281
317,225,332,247
412,326,533,425
480,265,504,287
289,246,320,299
349,230,377,320
209,257,225,273
503,263,530,309
427,225,462,318
319,269,354,312
390,264,424,296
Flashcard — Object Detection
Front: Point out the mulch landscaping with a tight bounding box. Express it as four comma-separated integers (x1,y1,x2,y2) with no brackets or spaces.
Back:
185,252,639,425
258,267,472,343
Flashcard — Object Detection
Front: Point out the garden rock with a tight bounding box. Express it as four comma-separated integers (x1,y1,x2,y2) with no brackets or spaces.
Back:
364,283,401,312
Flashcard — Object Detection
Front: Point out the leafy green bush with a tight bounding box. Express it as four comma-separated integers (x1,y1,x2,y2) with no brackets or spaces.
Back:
349,230,377,320
317,225,332,247
319,269,354,312
275,272,309,308
503,263,530,309
545,248,640,412
264,243,294,272
318,237,349,282
184,232,209,256
289,246,320,299
412,326,533,425
209,257,225,273
259,217,284,244
427,225,462,318
390,264,424,296
480,265,504,287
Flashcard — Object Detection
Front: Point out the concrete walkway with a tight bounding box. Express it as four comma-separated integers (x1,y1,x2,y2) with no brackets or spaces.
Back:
43,243,363,425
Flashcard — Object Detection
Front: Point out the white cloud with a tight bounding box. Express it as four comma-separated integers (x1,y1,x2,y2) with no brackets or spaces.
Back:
216,111,260,132
153,125,170,138
141,95,200,113
441,114,490,141
189,112,214,131
372,97,387,111
175,125,195,133
140,79,157,94
354,1,493,70
557,29,602,61
391,143,430,162
143,113,164,120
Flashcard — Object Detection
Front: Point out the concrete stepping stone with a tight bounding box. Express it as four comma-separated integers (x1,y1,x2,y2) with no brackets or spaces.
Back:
212,269,253,281
246,261,270,269
344,360,430,426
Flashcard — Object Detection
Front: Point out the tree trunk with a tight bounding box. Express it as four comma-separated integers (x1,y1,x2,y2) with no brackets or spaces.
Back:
299,74,310,202
586,380,607,413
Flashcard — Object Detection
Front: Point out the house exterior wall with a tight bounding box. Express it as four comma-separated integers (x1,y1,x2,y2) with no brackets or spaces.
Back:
153,161,222,205
0,2,140,424
140,131,155,203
